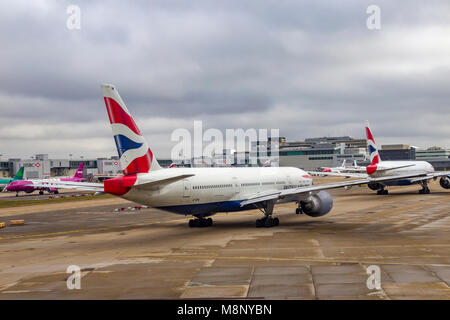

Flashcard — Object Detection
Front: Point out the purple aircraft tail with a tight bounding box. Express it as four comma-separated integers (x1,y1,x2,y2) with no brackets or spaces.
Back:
74,163,84,179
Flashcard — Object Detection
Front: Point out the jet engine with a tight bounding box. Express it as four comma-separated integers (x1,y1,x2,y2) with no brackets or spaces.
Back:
440,176,450,189
300,191,333,217
368,182,382,191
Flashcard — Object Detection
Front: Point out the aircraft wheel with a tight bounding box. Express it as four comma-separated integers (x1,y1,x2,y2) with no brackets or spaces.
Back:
295,208,302,215
189,219,197,228
39,190,44,195
189,218,213,228
273,217,279,226
256,217,267,228
262,216,279,228
420,187,430,194
383,190,389,195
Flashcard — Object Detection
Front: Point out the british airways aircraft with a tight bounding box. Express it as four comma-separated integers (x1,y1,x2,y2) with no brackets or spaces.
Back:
309,122,450,195
39,85,441,228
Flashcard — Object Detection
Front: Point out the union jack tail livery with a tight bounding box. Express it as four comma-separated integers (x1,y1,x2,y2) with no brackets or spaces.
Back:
102,84,161,176
365,121,381,165
365,121,381,174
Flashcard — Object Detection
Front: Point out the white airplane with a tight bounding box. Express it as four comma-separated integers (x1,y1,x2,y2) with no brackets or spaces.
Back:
319,159,348,173
348,159,367,173
309,121,450,195
315,159,366,175
37,85,448,228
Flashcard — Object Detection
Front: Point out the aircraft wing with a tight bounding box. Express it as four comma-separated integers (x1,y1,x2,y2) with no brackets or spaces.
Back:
239,190,282,206
408,171,450,183
240,172,428,207
31,181,104,192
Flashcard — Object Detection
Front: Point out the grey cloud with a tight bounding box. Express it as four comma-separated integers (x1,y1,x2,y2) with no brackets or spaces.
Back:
0,0,449,158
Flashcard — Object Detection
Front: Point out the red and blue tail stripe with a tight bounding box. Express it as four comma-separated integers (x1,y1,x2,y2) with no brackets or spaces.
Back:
365,121,381,174
102,84,160,177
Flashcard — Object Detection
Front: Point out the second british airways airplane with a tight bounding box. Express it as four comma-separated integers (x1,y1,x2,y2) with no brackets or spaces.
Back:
40,84,436,228
309,122,450,195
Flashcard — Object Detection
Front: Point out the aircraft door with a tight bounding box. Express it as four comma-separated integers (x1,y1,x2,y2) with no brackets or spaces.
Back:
183,179,191,198
232,177,240,195
286,175,292,187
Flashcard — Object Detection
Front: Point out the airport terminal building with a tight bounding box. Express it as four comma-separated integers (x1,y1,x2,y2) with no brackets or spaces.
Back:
378,145,450,170
276,136,368,170
0,154,123,180
1,138,449,179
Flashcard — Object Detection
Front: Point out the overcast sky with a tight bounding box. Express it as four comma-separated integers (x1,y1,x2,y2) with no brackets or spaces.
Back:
1,0,449,160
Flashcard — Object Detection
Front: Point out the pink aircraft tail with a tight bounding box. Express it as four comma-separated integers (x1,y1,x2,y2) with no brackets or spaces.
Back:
73,163,84,179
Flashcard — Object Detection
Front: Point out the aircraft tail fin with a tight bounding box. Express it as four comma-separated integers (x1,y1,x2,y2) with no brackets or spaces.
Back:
101,84,161,176
13,166,24,180
74,163,84,179
365,121,381,165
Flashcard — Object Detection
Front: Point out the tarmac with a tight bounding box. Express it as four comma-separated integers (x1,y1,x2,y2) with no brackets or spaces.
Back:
0,177,448,299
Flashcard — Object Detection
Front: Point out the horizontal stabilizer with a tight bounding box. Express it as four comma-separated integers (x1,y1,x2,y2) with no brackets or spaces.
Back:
307,171,366,178
377,164,416,171
133,174,195,190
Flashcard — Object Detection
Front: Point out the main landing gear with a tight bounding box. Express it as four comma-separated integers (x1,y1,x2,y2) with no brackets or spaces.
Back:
377,188,389,195
256,216,279,228
39,190,44,195
255,200,279,228
419,181,430,194
188,217,213,228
